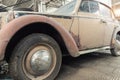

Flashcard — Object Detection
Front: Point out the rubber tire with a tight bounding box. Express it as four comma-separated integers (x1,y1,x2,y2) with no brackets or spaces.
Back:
9,33,62,80
111,49,119,56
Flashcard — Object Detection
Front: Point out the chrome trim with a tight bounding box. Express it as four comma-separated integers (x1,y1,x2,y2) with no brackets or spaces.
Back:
31,50,52,75
78,46,110,55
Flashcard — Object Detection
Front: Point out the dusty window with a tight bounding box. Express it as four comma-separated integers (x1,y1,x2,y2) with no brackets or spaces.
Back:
54,0,76,14
80,0,99,14
89,1,99,13
80,1,89,12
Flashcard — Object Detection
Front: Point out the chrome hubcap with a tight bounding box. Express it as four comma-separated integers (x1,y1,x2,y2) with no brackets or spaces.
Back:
31,50,52,75
23,45,56,79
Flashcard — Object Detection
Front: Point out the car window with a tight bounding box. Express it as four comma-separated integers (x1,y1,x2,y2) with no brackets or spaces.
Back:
80,0,89,12
79,0,99,14
99,3,111,18
54,0,76,14
89,1,99,13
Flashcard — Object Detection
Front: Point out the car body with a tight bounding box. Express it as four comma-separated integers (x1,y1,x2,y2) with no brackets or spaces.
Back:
0,0,120,80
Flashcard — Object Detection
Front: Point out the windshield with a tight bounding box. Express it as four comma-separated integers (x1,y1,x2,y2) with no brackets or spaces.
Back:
54,0,77,14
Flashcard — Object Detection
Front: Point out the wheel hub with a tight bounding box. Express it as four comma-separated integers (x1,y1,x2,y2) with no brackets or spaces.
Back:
31,50,52,75
24,45,55,77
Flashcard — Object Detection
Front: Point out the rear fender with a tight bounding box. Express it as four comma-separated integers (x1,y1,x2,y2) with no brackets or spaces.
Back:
111,26,120,48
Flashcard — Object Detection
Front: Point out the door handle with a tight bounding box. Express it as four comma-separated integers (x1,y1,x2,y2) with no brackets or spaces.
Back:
101,19,107,23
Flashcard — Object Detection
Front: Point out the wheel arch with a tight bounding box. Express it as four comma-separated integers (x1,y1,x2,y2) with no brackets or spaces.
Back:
111,27,120,48
0,15,79,61
5,22,70,61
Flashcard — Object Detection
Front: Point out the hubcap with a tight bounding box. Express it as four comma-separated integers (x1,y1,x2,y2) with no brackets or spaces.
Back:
23,44,56,79
31,50,52,76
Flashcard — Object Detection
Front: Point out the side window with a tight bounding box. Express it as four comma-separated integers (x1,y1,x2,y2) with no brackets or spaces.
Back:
89,1,99,13
79,0,99,14
80,1,89,12
99,4,111,18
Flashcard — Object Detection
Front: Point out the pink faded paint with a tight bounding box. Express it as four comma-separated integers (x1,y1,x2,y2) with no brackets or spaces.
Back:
0,15,79,60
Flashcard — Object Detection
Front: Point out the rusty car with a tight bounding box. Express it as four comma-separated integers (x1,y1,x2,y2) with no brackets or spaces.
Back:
0,0,120,80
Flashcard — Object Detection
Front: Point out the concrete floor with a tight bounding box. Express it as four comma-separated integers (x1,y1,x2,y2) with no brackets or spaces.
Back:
1,51,120,80
56,51,120,80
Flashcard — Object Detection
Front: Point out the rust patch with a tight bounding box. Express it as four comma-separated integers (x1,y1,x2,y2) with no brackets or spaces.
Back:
70,31,81,49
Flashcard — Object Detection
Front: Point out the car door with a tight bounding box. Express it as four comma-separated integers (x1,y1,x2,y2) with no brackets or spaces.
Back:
99,3,116,46
78,0,105,50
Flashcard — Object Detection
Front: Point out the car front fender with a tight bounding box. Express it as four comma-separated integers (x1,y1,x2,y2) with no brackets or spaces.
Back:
0,15,79,60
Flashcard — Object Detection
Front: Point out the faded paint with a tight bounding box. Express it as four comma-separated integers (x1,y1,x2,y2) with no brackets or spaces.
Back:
0,0,119,60
0,15,79,60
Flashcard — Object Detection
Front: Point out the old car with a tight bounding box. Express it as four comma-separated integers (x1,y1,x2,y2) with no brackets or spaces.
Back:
0,0,120,80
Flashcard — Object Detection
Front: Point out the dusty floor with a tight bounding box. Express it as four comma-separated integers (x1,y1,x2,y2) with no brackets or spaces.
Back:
1,51,120,80
56,51,120,80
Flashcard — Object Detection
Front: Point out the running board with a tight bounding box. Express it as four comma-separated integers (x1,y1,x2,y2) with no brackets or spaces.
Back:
78,46,110,55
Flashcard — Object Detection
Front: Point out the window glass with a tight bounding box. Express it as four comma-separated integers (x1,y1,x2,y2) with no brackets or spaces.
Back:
89,1,99,13
80,1,89,12
54,0,76,14
99,4,111,18
79,0,99,14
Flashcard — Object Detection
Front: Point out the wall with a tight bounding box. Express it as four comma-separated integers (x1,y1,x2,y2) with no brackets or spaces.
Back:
113,0,120,4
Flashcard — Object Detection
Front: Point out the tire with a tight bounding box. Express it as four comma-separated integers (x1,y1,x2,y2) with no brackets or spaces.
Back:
9,33,62,80
111,34,120,56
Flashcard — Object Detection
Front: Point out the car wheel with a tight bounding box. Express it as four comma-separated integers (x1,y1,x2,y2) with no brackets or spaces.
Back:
9,33,62,80
111,34,120,56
